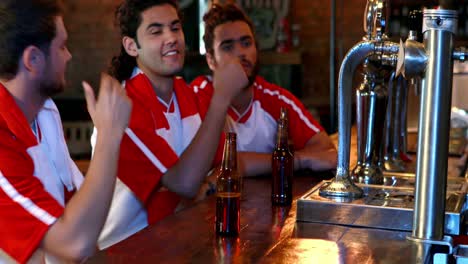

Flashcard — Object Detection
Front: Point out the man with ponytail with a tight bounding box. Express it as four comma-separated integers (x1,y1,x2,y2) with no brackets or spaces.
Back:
91,0,248,249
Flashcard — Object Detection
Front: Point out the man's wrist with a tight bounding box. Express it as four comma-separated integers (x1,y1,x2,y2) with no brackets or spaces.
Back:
211,92,231,111
94,129,124,149
98,126,126,140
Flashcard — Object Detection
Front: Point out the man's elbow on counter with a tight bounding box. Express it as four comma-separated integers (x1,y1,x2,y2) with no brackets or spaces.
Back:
58,239,97,263
178,187,199,199
171,182,200,199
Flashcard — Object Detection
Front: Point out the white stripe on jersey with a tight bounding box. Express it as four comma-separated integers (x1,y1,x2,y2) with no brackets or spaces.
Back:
200,80,208,89
125,128,168,173
258,84,321,133
0,170,57,225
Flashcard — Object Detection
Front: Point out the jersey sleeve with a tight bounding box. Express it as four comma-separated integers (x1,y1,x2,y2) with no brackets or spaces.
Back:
190,75,215,117
258,80,324,150
0,130,64,263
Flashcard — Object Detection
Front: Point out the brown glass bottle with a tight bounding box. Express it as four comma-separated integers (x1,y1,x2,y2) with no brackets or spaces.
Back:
272,108,294,206
215,132,241,236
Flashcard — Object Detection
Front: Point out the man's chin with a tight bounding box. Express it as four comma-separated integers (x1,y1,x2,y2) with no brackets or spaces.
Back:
162,66,184,77
39,83,65,97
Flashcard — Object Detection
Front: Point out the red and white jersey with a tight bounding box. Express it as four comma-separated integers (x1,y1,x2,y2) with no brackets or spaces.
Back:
191,75,324,153
0,84,83,263
92,68,223,249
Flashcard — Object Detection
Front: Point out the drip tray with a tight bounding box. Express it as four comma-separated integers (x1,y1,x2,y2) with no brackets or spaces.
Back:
296,176,468,235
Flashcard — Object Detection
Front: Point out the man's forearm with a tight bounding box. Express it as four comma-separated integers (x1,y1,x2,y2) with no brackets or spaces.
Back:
238,152,272,177
296,148,337,171
162,93,230,197
293,131,336,171
162,60,248,197
41,133,123,261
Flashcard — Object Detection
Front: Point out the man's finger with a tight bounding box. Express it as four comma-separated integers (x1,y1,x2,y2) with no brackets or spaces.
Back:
82,81,96,118
218,57,239,69
98,72,113,97
109,76,125,96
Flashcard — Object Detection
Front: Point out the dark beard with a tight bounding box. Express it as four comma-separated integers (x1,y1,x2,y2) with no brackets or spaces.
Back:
39,79,64,97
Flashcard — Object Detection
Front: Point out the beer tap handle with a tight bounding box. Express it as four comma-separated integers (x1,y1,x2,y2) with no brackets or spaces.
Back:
363,0,387,41
363,0,374,39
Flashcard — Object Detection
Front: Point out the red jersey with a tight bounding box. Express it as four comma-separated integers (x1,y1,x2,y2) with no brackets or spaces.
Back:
93,68,223,249
0,84,83,263
191,75,324,152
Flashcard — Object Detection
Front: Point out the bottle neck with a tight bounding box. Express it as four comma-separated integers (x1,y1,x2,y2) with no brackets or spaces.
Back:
275,121,289,148
222,138,237,171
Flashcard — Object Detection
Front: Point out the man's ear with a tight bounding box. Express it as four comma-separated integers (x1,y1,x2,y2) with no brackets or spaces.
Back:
22,46,45,75
122,36,139,57
205,52,216,71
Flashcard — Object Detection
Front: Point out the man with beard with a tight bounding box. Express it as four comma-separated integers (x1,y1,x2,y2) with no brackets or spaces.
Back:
192,3,337,177
0,0,132,263
90,0,248,249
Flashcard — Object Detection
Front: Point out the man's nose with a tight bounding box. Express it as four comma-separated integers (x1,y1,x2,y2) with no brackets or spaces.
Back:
234,42,246,58
164,30,178,46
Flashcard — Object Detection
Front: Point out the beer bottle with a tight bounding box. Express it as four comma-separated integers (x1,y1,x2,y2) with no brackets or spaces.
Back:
216,132,241,236
272,108,294,206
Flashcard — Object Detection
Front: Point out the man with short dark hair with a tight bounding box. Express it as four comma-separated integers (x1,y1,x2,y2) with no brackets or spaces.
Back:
192,3,337,176
0,0,132,263
91,0,247,249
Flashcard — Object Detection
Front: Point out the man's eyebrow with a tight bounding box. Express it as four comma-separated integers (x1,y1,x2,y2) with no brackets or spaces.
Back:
146,19,181,30
146,22,163,30
219,39,235,46
240,35,253,41
219,35,252,46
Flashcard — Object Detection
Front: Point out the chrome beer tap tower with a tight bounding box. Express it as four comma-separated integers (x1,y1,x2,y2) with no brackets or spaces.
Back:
351,0,394,185
319,0,399,197
405,7,458,245
297,0,468,256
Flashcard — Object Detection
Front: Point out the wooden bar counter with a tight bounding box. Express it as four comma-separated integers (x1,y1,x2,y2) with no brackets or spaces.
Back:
85,169,437,263
86,172,328,263
82,129,467,263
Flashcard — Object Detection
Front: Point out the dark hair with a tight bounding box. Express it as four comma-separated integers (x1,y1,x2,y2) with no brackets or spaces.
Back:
203,3,255,56
110,0,180,82
0,0,63,80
